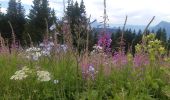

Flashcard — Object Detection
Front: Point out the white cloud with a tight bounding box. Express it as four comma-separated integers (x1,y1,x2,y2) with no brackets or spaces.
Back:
76,0,170,25
1,7,7,13
2,0,170,25
20,0,33,5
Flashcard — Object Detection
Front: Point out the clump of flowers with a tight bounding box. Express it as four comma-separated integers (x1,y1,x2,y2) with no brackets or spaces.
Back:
40,41,54,56
82,64,98,80
24,41,55,60
133,54,149,67
25,47,42,61
98,33,112,53
10,66,52,82
113,51,127,67
56,44,68,53
10,66,32,80
90,45,103,55
37,71,51,82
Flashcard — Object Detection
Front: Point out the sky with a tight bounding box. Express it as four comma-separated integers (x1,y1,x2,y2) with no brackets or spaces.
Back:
1,0,170,26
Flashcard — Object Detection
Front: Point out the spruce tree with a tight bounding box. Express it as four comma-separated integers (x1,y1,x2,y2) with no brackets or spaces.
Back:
6,0,25,44
156,28,167,43
66,0,89,52
16,0,26,44
28,0,54,43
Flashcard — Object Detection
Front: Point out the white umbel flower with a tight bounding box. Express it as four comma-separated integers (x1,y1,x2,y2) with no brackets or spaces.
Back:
10,66,31,80
37,71,51,82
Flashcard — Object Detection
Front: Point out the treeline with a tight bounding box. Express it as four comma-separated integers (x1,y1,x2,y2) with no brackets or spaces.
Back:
0,0,170,54
110,28,170,55
0,0,57,45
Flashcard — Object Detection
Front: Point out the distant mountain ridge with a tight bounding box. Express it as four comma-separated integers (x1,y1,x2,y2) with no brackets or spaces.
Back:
151,21,170,37
91,20,170,36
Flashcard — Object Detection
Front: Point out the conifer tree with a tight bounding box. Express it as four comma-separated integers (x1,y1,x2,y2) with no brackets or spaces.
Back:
28,0,55,43
66,0,89,52
6,0,25,44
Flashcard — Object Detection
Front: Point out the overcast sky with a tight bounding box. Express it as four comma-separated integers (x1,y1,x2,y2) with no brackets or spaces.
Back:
1,0,170,25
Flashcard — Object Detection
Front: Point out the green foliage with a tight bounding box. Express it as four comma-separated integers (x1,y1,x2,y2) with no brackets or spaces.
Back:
66,0,90,52
27,0,57,43
135,33,166,61
6,0,26,44
0,51,169,99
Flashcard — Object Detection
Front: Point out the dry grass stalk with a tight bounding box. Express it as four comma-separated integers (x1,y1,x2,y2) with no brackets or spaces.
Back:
8,21,16,47
28,33,33,47
0,33,5,48
142,16,155,46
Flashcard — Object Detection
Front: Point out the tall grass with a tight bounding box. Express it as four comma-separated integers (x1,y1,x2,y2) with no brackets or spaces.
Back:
0,1,169,99
0,48,169,99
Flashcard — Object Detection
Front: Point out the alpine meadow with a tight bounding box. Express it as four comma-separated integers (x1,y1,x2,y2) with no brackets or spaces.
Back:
0,0,170,99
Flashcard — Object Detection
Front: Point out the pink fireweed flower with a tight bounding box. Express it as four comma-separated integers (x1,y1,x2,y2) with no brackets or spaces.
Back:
113,51,127,67
98,33,112,53
133,54,149,67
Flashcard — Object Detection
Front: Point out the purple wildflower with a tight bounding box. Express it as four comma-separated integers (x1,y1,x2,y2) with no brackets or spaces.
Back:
133,54,149,67
113,51,127,67
81,64,97,80
97,33,112,53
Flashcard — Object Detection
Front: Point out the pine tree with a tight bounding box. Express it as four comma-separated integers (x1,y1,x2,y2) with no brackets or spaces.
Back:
156,28,167,43
7,0,17,18
16,0,26,44
66,0,89,52
6,0,26,44
80,0,86,21
162,28,167,43
28,0,53,43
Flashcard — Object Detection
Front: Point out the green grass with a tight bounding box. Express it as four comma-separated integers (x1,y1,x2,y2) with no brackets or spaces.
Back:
0,52,170,100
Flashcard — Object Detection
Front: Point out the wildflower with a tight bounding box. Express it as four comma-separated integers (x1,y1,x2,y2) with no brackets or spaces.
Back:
54,80,59,84
10,66,31,80
98,33,112,53
82,64,98,80
40,43,44,47
113,51,127,67
25,47,42,61
159,47,165,55
60,44,68,52
56,44,68,53
32,52,42,61
41,50,50,56
37,71,51,82
133,54,149,67
26,47,41,52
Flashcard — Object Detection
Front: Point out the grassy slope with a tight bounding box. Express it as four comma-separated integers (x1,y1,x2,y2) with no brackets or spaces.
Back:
0,52,170,100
